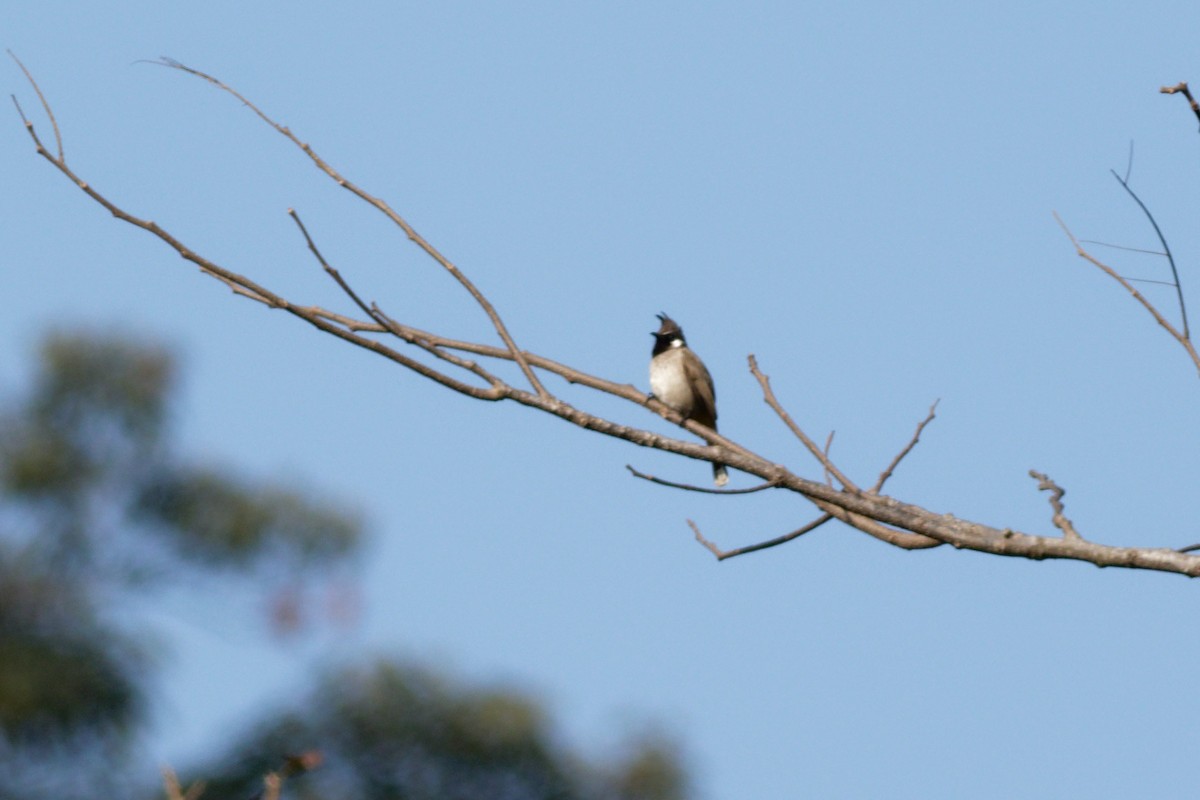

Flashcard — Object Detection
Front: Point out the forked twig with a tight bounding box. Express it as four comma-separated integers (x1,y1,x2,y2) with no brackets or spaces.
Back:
288,209,505,391
688,397,942,559
150,58,551,400
1109,169,1188,340
7,51,62,160
747,354,859,492
1054,212,1200,375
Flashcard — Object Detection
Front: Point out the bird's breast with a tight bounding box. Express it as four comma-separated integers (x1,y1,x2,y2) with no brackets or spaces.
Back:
650,350,696,415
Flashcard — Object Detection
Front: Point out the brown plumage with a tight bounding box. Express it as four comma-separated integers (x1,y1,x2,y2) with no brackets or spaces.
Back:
649,313,728,486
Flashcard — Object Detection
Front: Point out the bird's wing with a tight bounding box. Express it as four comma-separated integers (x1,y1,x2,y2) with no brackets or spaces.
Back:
683,351,718,430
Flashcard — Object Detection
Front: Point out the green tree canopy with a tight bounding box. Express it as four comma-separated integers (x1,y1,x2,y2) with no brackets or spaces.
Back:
186,659,689,800
0,331,362,798
0,331,691,800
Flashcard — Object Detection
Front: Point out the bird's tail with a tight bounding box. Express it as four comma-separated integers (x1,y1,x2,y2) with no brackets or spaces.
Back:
713,462,729,487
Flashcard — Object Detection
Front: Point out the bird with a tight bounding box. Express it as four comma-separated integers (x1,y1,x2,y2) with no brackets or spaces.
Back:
649,313,728,486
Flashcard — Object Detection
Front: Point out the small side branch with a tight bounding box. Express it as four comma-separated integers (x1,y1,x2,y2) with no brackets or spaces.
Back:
1029,470,1083,541
152,58,551,400
1160,81,1200,128
288,210,505,393
1109,169,1188,340
7,51,62,160
688,515,834,560
871,399,939,493
625,465,779,494
748,354,860,492
1054,212,1200,375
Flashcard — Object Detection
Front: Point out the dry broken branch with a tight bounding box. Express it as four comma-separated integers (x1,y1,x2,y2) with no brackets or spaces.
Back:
14,58,1200,578
1160,81,1200,128
1029,470,1083,542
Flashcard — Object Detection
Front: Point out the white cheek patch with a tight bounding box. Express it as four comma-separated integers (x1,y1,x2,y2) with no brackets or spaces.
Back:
670,338,684,348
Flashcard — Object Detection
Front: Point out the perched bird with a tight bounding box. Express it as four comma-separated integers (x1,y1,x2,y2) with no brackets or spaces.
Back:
649,313,728,486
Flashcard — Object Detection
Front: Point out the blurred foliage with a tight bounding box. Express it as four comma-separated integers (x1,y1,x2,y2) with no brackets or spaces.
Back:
0,330,362,799
0,330,691,800
186,659,690,800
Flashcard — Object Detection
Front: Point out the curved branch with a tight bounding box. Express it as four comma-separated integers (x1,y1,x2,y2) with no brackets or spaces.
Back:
688,515,834,560
1109,169,1188,340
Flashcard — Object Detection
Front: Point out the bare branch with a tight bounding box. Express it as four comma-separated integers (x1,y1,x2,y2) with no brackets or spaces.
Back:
289,208,377,321
625,464,779,494
1161,81,1200,128
688,516,834,560
1078,240,1166,257
747,354,860,492
871,400,939,494
16,61,1200,578
1109,169,1188,340
1029,470,1083,542
822,430,835,486
287,209,507,391
371,304,508,390
7,51,62,160
1053,212,1200,375
150,58,551,400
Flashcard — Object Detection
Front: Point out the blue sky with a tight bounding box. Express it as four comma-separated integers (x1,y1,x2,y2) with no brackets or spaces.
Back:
5,3,1200,797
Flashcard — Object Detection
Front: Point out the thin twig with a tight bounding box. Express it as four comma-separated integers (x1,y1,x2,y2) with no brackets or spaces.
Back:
1029,470,1083,541
1160,81,1200,128
823,430,835,486
151,58,551,400
1079,239,1166,257
289,208,377,320
371,304,507,390
7,51,62,160
747,354,860,492
688,515,834,560
1109,169,1188,340
871,400,939,494
288,209,505,391
1054,212,1200,375
625,464,778,494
